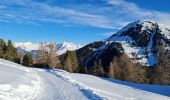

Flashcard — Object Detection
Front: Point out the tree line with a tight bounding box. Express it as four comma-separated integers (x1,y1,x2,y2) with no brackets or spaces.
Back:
0,39,33,66
0,38,61,69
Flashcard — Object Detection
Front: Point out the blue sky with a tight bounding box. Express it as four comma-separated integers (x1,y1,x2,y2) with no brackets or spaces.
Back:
0,0,170,44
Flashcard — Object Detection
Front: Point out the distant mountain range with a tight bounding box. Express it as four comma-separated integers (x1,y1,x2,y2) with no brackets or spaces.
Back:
14,41,83,59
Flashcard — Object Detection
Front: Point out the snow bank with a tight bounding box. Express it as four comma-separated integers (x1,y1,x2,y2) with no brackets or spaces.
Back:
51,69,170,100
0,59,41,100
1,59,170,100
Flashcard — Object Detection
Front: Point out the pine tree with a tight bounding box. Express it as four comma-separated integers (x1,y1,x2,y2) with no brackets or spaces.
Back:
4,40,19,62
22,54,33,67
63,51,78,72
0,39,7,58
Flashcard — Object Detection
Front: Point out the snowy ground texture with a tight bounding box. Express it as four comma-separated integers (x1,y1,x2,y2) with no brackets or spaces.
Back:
0,59,170,100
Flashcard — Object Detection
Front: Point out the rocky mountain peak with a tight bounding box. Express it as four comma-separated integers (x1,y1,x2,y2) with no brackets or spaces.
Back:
101,20,169,66
108,20,159,47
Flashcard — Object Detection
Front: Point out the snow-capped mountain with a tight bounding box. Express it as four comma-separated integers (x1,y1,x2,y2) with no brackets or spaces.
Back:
60,20,170,85
83,20,170,66
106,20,170,66
14,41,83,59
14,42,39,51
56,41,83,55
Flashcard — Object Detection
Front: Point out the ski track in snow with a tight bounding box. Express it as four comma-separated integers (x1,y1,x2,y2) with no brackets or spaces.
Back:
0,59,170,100
51,69,170,100
0,59,103,100
35,69,90,100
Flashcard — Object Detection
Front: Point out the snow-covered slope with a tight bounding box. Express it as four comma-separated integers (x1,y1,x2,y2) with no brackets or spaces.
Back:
44,69,170,100
56,41,83,55
93,20,170,66
1,59,170,100
0,59,97,100
0,59,41,100
14,42,39,51
107,20,157,66
14,41,83,56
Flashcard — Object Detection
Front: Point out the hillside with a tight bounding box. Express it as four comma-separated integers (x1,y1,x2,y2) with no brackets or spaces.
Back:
0,59,170,100
60,20,170,85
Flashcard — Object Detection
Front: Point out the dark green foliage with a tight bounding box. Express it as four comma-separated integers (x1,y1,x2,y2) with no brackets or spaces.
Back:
85,42,123,74
75,41,106,66
59,40,170,85
0,39,7,58
0,39,20,63
60,51,78,72
4,40,19,62
22,54,33,67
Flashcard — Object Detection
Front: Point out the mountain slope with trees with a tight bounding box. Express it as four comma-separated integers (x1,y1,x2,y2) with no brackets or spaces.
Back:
60,20,170,85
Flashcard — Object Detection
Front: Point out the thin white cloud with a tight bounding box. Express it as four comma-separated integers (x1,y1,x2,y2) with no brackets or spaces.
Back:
104,0,170,27
0,0,115,29
0,0,170,29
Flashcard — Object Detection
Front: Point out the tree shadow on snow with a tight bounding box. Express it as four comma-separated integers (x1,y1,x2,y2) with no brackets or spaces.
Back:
101,77,170,97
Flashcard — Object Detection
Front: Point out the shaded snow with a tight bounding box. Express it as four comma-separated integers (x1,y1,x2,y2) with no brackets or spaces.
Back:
161,28,170,40
53,69,170,100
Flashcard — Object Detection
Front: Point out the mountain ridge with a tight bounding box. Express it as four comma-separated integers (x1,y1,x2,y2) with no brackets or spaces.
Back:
14,41,83,55
90,20,170,66
60,20,170,85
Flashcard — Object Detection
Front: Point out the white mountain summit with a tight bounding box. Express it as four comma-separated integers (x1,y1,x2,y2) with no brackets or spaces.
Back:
14,41,83,55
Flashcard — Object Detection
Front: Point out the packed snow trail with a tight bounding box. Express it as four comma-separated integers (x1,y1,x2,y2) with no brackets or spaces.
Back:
0,59,102,100
53,69,170,100
1,59,170,100
35,69,90,100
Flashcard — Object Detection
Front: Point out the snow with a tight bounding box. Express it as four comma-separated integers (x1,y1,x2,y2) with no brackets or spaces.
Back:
145,22,158,66
0,59,170,100
140,20,155,31
35,69,89,100
107,35,157,66
160,27,170,40
106,20,159,66
52,69,170,100
14,42,39,51
56,41,83,55
0,59,100,100
14,41,83,55
0,59,40,100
